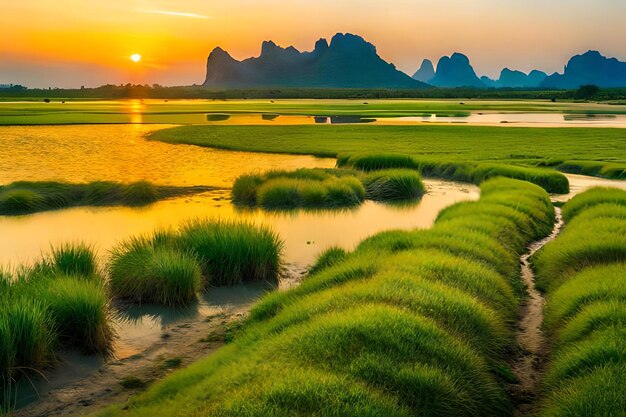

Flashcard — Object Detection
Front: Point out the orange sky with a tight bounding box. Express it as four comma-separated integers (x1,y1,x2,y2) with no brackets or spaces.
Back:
1,0,625,88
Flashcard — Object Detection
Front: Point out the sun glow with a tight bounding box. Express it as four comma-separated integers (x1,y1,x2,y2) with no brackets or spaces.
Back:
130,54,142,63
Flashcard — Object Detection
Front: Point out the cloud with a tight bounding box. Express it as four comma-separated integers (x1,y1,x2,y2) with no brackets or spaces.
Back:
138,9,211,19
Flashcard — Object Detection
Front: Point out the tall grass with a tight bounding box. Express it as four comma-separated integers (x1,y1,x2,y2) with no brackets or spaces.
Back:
96,178,555,417
178,219,282,286
0,181,210,215
232,168,366,209
532,188,626,416
1,243,115,409
108,219,283,305
109,235,202,306
362,169,425,201
337,152,570,194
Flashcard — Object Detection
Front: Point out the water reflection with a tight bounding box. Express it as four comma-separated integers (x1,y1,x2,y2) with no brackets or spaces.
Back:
199,112,626,128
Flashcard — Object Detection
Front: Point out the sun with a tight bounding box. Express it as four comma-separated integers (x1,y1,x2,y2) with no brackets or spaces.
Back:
130,53,142,63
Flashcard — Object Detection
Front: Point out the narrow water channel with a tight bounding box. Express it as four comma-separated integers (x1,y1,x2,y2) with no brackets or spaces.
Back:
511,208,563,415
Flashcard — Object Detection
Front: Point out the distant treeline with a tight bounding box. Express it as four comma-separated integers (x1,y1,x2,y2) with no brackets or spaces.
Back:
1,83,625,101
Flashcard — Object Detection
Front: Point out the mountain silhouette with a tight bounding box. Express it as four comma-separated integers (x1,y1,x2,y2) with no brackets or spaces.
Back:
428,53,485,88
412,59,435,83
541,50,626,88
481,68,547,88
203,33,428,88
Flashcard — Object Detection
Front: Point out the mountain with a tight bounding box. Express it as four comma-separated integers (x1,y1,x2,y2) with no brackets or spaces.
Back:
412,59,435,83
541,50,626,88
428,53,485,88
481,68,548,88
203,33,428,89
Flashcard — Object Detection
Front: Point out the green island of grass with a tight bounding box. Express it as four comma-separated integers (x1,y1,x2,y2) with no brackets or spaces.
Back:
95,178,557,416
0,181,216,215
232,168,425,209
532,188,626,416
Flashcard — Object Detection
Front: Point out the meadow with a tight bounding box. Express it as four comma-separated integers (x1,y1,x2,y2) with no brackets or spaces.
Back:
150,124,626,181
0,181,213,215
532,188,626,416
96,178,556,416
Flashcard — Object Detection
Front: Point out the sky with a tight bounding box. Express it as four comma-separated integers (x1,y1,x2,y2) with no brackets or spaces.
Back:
1,0,625,88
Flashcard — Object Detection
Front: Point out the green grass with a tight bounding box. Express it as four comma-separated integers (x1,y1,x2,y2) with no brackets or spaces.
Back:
233,168,366,209
307,246,348,276
109,235,203,306
531,188,626,416
96,178,555,416
561,187,626,222
178,219,282,286
362,169,426,201
109,219,283,303
1,244,114,409
0,181,214,215
339,152,568,193
148,124,626,181
233,167,425,209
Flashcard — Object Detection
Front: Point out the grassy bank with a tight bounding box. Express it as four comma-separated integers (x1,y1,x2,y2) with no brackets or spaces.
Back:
0,181,214,215
109,219,283,305
1,244,113,409
339,153,569,193
532,188,626,416
97,178,555,416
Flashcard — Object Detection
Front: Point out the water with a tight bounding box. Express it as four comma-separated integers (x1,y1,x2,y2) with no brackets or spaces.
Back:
201,112,626,127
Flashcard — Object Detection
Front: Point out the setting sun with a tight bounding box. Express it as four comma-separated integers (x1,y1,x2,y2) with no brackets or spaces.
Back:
130,53,142,63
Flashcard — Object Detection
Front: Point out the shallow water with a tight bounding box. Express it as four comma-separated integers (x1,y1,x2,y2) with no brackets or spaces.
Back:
0,125,330,186
202,112,626,128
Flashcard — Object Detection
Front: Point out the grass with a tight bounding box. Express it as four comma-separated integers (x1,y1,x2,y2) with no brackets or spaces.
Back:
0,181,214,215
1,244,114,409
178,219,282,286
339,152,569,193
531,188,626,416
307,246,348,276
109,235,203,306
149,124,626,181
96,178,555,417
362,169,426,201
233,167,426,209
233,168,367,209
109,219,283,304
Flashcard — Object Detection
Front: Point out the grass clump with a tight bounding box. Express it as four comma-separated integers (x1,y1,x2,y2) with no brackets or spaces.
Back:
1,244,114,408
96,178,555,417
109,219,283,303
532,187,626,416
362,169,426,201
0,181,211,215
233,168,366,209
178,219,282,286
109,235,202,306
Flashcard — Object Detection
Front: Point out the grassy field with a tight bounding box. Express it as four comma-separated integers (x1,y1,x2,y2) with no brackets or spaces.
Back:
0,181,215,215
1,99,626,125
532,188,626,416
150,124,626,181
96,178,555,416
